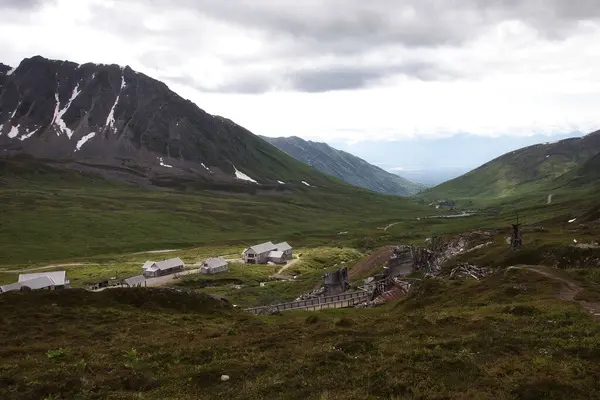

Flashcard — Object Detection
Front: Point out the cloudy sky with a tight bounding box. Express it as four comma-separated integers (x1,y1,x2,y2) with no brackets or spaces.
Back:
1,0,600,145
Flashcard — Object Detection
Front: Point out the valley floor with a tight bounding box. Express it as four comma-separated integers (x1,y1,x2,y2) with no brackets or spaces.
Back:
2,159,600,399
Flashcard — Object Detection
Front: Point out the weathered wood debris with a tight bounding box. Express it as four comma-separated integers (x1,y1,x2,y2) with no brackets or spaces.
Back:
449,264,490,280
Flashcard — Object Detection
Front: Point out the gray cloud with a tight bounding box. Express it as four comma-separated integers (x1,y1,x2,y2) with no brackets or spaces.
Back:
289,67,385,93
6,0,600,93
166,60,463,94
0,0,47,9
136,0,600,49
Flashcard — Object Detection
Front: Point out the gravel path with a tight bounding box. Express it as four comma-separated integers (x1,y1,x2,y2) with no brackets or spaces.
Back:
509,265,600,321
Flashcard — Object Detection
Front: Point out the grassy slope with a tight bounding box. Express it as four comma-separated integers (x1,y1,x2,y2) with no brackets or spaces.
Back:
424,131,600,201
0,159,427,266
2,268,600,399
2,148,600,398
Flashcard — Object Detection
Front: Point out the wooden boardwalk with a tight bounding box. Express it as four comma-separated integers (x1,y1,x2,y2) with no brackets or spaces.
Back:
246,290,371,314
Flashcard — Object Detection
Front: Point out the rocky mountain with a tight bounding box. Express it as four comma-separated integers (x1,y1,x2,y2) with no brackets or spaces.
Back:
0,56,340,189
425,130,600,198
262,136,423,196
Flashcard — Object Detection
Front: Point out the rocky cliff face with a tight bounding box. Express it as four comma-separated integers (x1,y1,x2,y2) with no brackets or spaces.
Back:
0,56,335,188
262,136,423,196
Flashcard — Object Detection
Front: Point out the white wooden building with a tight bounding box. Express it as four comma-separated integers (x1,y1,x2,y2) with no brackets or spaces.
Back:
142,258,185,277
1,271,70,293
243,241,293,264
123,275,147,287
200,258,229,274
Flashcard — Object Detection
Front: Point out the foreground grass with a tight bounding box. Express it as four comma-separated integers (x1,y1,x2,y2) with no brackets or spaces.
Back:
1,269,600,399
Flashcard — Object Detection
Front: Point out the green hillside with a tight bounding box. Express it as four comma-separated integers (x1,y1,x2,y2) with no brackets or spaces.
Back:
560,151,600,187
424,130,600,200
0,158,426,266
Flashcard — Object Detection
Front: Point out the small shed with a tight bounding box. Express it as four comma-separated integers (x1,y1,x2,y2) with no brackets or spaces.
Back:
122,275,147,288
200,258,229,274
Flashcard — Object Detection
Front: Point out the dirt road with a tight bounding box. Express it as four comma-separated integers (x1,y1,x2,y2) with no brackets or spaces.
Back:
145,269,200,287
270,257,301,280
2,263,95,273
132,249,180,255
509,265,600,320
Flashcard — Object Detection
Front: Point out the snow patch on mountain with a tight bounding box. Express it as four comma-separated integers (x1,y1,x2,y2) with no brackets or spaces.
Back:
75,132,96,151
277,180,285,184
105,72,127,132
10,102,21,120
7,68,15,76
159,157,173,168
8,125,20,138
302,181,312,187
52,92,60,131
20,127,39,141
233,165,257,183
55,84,81,139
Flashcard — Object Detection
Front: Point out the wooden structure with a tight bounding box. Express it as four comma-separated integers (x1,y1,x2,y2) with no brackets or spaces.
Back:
200,258,229,274
243,241,293,264
246,290,371,314
142,258,185,277
510,217,523,250
122,275,147,288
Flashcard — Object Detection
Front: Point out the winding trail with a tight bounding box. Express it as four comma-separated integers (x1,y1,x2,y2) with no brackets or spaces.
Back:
508,265,600,321
271,256,301,279
377,222,400,232
1,263,94,273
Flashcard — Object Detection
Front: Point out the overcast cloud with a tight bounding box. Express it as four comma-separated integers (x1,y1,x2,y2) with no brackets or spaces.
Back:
1,0,600,142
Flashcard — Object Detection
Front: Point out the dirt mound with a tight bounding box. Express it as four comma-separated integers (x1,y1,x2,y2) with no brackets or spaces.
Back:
349,246,395,279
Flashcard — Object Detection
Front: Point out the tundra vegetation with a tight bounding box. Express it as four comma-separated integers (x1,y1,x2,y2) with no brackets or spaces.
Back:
1,157,600,399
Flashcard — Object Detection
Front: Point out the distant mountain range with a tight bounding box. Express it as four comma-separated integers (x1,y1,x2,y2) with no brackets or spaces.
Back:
330,132,579,186
425,130,600,198
262,136,424,196
0,56,345,190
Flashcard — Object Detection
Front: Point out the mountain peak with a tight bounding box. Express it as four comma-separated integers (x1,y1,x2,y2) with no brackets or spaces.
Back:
0,56,341,190
0,63,12,77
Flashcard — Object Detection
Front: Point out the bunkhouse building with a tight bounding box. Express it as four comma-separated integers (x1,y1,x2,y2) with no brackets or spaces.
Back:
142,258,185,277
243,242,278,264
243,241,293,264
